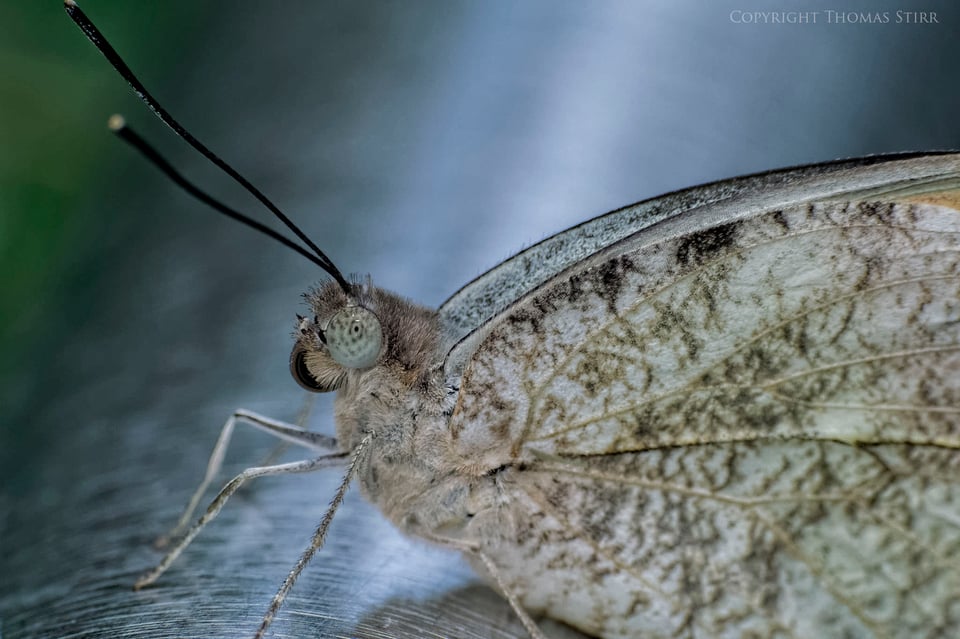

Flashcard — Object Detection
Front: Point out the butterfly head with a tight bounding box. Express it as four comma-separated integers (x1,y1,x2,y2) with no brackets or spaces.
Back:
290,279,441,395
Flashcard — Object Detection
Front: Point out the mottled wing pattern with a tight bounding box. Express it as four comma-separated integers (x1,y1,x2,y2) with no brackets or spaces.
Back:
448,155,960,638
459,200,960,457
439,153,959,358
499,440,959,638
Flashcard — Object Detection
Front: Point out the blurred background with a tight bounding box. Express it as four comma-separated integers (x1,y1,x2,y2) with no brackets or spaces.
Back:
2,1,959,638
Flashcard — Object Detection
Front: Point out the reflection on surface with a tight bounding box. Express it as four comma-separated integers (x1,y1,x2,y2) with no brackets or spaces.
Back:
351,585,592,639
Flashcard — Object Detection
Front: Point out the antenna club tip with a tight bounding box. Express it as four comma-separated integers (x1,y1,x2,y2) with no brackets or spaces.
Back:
107,114,126,131
64,0,77,8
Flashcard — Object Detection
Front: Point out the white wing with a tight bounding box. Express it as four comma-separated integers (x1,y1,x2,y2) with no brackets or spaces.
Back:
447,154,960,462
445,153,960,638
439,153,960,362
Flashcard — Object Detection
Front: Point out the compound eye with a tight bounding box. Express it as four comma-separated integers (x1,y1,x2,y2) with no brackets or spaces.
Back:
324,306,383,369
290,346,325,392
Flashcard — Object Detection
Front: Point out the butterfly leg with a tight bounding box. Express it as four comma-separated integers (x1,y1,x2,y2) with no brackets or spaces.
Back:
155,407,338,548
135,451,348,590
252,433,373,639
254,394,317,468
413,529,548,639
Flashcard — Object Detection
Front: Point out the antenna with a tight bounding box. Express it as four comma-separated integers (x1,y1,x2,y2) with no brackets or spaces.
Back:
64,0,352,293
107,115,342,272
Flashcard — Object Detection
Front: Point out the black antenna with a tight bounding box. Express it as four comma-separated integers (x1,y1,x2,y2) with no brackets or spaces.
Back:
64,0,352,294
108,115,338,272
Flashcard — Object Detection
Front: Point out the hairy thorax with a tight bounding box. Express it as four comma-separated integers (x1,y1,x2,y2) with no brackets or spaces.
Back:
331,342,506,548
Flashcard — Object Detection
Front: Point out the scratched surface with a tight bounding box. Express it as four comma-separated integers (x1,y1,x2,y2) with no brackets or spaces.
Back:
3,1,960,638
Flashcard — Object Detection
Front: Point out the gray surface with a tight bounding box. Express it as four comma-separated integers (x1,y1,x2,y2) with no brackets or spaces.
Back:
3,1,960,638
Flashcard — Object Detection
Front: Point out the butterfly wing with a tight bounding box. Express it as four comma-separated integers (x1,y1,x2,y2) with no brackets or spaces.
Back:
439,152,959,361
444,153,960,638
490,440,959,638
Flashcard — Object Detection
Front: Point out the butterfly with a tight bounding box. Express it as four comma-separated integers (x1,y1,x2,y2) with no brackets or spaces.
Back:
66,1,960,637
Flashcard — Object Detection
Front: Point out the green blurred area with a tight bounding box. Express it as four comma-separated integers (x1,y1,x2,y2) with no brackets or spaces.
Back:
0,2,205,418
